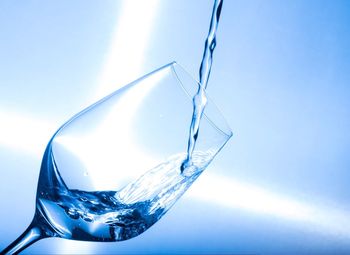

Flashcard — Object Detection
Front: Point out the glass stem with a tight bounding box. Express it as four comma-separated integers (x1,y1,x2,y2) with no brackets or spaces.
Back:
1,223,45,255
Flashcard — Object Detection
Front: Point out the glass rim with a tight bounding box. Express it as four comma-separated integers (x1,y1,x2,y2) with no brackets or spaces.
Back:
53,61,233,141
168,61,233,139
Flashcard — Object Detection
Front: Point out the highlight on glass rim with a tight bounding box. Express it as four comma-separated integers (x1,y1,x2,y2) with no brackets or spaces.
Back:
2,0,232,254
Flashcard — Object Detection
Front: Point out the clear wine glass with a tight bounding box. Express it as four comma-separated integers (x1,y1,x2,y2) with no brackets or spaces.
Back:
2,62,232,254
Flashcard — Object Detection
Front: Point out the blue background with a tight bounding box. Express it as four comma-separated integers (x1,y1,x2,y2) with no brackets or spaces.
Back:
1,0,350,254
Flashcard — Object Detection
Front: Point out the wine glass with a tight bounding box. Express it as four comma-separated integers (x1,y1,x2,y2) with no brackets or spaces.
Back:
2,62,232,254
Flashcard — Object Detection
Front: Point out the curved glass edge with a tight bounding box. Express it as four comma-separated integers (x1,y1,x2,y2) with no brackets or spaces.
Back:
170,61,233,139
49,61,232,142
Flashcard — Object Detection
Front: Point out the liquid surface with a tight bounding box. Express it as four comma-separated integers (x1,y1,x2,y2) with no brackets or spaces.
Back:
182,0,223,171
36,144,214,241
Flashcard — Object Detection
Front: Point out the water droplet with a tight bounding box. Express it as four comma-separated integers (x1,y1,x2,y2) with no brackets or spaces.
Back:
90,200,99,205
82,213,93,222
66,208,80,220
79,196,88,202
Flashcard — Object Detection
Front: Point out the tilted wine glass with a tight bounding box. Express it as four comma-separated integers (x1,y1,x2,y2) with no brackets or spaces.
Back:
2,62,232,254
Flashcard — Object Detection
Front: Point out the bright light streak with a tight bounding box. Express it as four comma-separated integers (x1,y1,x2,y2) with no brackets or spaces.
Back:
60,0,160,253
191,173,311,221
95,0,160,99
190,173,350,239
0,110,54,155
